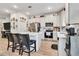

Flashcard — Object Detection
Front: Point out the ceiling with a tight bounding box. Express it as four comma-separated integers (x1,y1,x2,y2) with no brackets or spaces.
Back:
0,3,65,16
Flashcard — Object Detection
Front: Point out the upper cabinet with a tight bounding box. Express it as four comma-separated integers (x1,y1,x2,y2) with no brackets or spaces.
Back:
60,10,66,26
54,15,60,27
44,14,60,27
28,14,62,28
44,15,54,22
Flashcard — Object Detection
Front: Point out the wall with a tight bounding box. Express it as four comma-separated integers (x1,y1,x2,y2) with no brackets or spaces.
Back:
10,13,28,33
69,3,79,56
0,16,10,37
69,3,79,24
0,19,2,37
58,4,69,56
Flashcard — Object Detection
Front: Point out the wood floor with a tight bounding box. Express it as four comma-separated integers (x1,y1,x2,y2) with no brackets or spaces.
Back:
0,38,58,56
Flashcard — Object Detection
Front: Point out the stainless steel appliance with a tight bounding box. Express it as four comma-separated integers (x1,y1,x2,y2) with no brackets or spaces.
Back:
28,22,40,32
44,30,53,38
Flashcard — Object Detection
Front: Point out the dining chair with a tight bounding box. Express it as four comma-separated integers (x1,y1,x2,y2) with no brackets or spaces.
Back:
6,32,15,52
19,34,36,56
6,33,21,54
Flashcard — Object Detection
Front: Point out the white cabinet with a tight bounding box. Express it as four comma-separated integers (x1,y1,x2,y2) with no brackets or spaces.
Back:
54,15,60,27
58,32,66,56
58,38,66,56
44,14,60,27
44,15,54,22
29,14,60,28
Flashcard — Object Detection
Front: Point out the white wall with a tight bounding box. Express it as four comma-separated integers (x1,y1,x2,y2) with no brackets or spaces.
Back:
10,13,28,33
0,16,10,37
69,3,79,24
58,4,69,56
2,18,10,23
0,16,10,30
0,19,3,37
69,4,79,56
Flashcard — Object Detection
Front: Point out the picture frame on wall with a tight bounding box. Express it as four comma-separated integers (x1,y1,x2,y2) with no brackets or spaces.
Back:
13,22,15,29
20,17,26,22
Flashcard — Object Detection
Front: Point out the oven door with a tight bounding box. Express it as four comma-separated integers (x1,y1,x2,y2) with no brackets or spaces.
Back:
44,30,53,38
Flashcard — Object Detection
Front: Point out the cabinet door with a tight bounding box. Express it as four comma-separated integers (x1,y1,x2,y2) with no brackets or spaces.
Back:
54,15,60,27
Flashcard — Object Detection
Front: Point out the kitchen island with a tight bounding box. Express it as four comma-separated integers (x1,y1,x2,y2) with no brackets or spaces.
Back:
57,32,67,56
13,31,43,51
58,32,79,56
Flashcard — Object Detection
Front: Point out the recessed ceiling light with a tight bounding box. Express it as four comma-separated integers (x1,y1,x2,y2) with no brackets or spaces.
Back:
48,7,52,10
4,9,10,13
13,5,18,9
26,12,30,15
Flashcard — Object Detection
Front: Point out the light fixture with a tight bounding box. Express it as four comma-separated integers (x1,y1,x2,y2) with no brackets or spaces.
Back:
4,9,10,13
26,12,30,15
13,5,18,9
48,7,52,10
28,6,32,8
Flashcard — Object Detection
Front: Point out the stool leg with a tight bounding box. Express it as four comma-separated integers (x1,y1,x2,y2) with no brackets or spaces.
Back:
28,45,30,56
12,42,15,52
28,52,30,56
7,41,9,51
34,42,36,52
19,46,21,55
21,47,23,56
